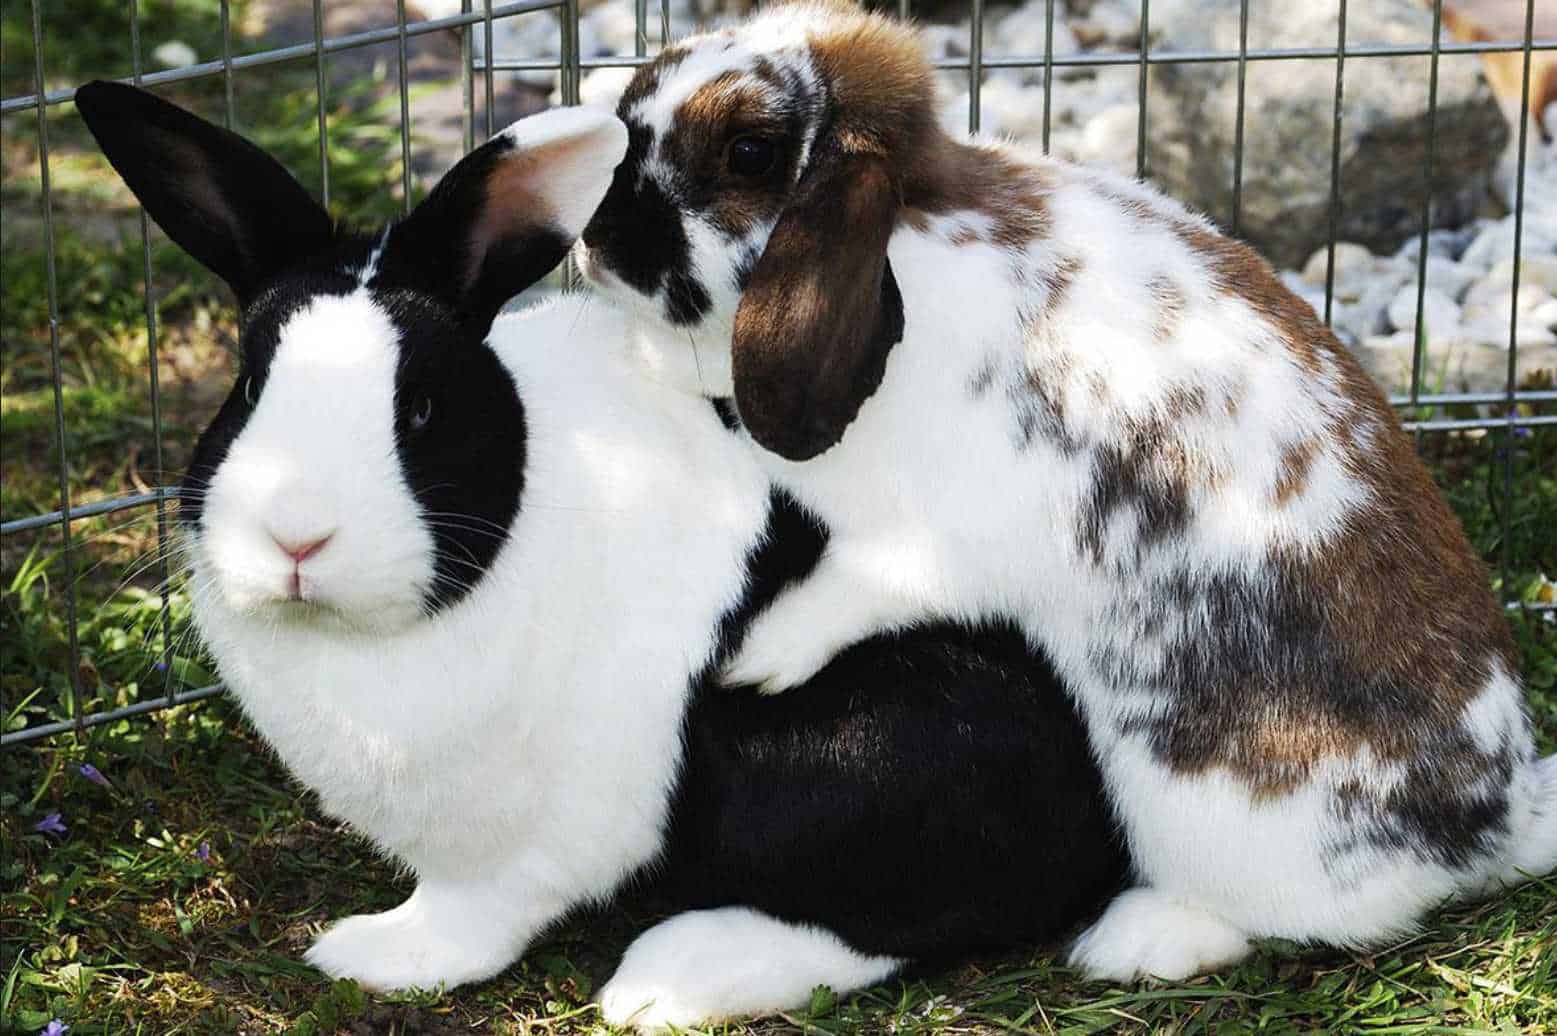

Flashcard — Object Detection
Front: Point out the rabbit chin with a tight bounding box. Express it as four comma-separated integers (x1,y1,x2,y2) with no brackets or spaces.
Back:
194,543,428,635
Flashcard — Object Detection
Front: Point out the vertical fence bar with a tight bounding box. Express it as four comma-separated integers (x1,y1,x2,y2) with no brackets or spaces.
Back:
1501,0,1536,602
30,0,85,735
561,0,581,106
968,0,983,135
898,0,909,22
1322,0,1348,327
635,0,648,57
560,0,582,291
219,0,234,129
483,0,495,139
1042,0,1055,154
1136,0,1150,179
396,0,413,214
1230,0,1249,235
313,0,329,207
461,0,475,153
661,0,670,49
129,0,174,702
1408,0,1445,406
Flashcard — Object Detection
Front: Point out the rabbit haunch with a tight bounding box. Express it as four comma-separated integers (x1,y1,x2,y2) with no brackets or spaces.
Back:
576,1,1557,981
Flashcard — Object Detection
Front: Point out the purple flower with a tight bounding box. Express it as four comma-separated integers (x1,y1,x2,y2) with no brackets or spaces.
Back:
196,841,211,863
41,1021,69,1036
33,813,66,837
152,661,169,674
78,762,111,789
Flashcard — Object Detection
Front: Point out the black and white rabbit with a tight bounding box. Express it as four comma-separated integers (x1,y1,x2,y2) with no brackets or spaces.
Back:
76,81,1125,1028
576,0,1557,983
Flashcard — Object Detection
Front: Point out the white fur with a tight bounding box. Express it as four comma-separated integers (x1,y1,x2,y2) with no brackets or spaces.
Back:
502,104,629,237
1492,750,1557,890
598,907,902,1032
193,297,771,990
1066,888,1251,983
583,14,1557,979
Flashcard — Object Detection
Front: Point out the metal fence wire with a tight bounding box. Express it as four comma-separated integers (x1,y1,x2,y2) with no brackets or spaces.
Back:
2,0,1554,746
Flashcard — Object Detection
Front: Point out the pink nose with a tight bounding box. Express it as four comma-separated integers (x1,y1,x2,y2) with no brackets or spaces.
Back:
272,533,333,564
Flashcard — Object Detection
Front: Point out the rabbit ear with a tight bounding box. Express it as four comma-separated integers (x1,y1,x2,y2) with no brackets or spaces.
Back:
75,80,333,304
389,106,627,327
731,145,904,461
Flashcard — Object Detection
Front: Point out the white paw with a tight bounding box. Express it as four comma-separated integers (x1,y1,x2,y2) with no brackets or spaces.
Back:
1068,888,1252,982
304,904,511,992
598,975,713,1032
598,907,900,1032
721,607,842,693
597,934,752,1032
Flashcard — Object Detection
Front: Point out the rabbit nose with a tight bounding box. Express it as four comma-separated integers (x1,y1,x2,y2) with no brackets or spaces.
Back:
272,532,334,564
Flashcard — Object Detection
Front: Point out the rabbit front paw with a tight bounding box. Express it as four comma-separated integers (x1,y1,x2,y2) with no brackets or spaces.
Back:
305,895,514,992
720,602,845,693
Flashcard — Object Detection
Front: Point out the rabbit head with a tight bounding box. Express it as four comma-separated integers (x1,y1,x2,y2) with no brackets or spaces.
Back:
76,81,627,632
577,0,943,460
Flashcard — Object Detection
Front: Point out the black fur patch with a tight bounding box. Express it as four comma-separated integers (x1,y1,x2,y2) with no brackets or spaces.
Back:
75,80,336,304
581,121,709,326
384,132,571,329
1326,733,1516,873
375,289,525,613
1077,440,1193,563
648,490,1127,959
710,397,743,432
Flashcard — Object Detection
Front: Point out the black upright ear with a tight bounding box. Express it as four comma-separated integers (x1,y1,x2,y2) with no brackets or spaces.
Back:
387,106,628,328
74,80,334,304
731,144,904,462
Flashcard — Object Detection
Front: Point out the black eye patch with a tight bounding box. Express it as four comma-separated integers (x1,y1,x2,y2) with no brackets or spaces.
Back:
581,119,712,325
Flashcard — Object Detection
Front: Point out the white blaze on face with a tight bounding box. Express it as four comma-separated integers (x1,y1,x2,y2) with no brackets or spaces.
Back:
198,291,435,629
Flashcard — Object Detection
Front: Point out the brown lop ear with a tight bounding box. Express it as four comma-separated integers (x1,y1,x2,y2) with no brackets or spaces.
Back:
732,147,904,462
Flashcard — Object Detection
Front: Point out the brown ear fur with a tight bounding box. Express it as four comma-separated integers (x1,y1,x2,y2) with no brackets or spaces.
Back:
730,3,936,460
733,146,902,460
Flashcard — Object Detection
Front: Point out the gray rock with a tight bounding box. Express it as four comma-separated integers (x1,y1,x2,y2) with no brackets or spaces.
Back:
1393,225,1480,263
1146,0,1508,268
1300,241,1380,287
1460,215,1557,271
1487,255,1557,296
1461,280,1556,338
1387,283,1460,340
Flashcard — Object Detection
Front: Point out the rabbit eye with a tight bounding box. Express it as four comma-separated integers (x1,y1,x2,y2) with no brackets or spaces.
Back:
409,394,433,432
243,376,257,407
727,136,777,177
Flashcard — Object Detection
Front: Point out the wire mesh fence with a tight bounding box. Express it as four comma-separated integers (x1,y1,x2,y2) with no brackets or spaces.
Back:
1,0,1553,746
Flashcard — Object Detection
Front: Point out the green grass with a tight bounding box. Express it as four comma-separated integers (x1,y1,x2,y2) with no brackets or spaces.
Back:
0,689,1554,1035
